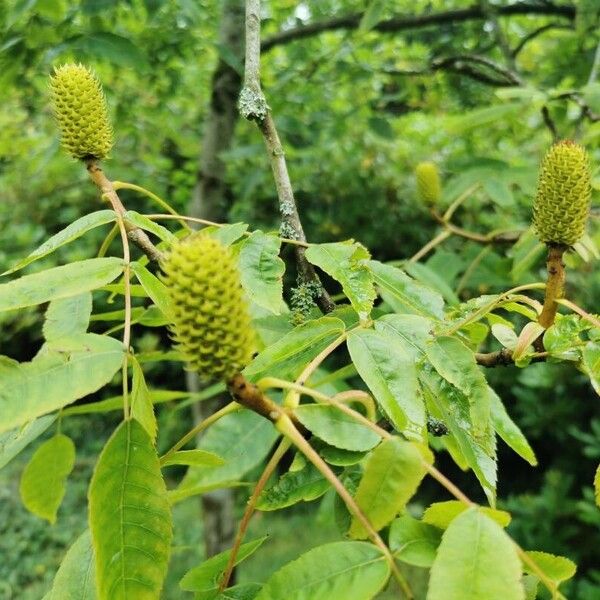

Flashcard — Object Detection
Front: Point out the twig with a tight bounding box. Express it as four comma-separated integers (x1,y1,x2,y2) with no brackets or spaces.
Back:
240,0,335,314
159,401,240,465
86,160,163,263
144,213,310,248
219,438,291,591
541,105,559,141
409,229,452,263
262,4,575,52
512,22,570,58
276,414,413,598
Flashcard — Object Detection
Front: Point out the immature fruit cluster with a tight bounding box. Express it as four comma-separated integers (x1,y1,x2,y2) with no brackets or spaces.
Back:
415,162,442,205
161,234,255,382
533,140,592,246
49,63,113,160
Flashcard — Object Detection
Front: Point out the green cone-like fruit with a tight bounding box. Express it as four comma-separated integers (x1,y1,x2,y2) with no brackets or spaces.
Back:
49,63,113,160
415,162,442,205
161,234,255,381
533,140,592,246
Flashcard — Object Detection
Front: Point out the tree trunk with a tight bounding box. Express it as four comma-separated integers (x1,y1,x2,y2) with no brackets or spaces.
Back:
186,0,245,561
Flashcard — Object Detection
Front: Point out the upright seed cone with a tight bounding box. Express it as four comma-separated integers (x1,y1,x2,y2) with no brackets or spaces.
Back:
415,162,442,205
532,140,592,246
160,234,255,381
49,63,113,160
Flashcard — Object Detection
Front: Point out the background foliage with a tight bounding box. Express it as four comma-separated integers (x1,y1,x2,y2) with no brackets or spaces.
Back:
1,0,600,598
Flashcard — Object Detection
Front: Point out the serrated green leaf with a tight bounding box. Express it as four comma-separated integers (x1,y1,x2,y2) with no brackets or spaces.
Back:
522,575,539,600
130,358,157,442
419,369,497,505
89,419,172,600
178,409,278,493
347,328,426,440
369,260,444,319
427,508,524,600
256,463,328,511
46,530,96,600
161,449,224,468
130,262,174,320
0,333,124,433
374,314,432,360
422,501,511,529
180,537,267,593
425,336,490,436
489,388,537,466
523,551,576,585
0,257,123,313
2,210,116,276
255,542,390,600
389,514,442,567
349,437,432,539
124,211,177,243
19,434,75,524
43,293,92,342
244,317,345,382
294,404,381,451
239,231,285,314
306,242,376,322
0,415,56,470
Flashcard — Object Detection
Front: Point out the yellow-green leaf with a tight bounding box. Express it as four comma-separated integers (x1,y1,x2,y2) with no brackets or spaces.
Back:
89,419,172,600
423,500,511,529
349,437,432,539
19,434,75,524
427,508,524,600
130,358,157,442
523,551,576,585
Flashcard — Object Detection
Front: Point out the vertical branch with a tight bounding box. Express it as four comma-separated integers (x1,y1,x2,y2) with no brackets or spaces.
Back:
240,0,335,313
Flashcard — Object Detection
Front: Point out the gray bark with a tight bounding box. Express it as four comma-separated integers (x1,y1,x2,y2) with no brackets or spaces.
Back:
187,0,244,560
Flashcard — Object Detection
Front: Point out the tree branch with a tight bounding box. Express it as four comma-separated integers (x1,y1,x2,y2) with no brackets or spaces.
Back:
86,160,163,263
241,0,335,313
262,3,575,52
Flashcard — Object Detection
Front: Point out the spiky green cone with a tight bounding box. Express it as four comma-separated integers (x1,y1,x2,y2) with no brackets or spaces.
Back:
49,63,113,160
415,162,442,205
533,140,592,246
161,234,255,382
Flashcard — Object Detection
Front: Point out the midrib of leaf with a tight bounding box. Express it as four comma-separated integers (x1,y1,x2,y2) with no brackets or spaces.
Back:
463,516,483,599
373,274,428,316
292,555,385,591
118,421,132,598
358,456,397,518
